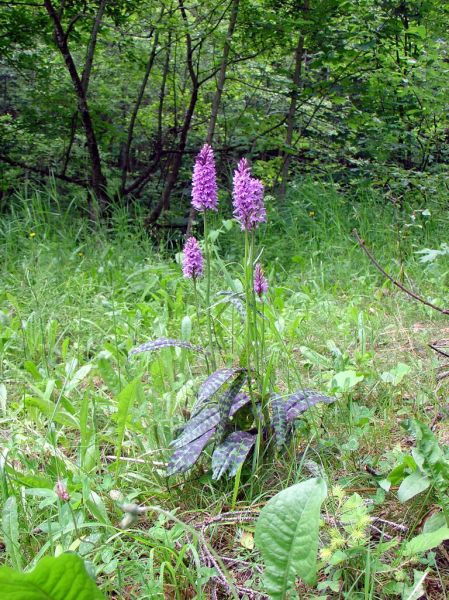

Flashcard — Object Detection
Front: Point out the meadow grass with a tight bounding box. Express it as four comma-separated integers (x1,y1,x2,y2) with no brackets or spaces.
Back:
0,183,448,598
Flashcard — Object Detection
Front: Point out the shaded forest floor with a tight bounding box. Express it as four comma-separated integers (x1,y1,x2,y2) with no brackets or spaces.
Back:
1,184,449,598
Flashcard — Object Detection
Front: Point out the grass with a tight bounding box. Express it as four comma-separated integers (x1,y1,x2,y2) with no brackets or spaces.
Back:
1,182,449,598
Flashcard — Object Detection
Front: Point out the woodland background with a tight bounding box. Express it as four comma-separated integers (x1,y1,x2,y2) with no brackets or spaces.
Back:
1,0,448,224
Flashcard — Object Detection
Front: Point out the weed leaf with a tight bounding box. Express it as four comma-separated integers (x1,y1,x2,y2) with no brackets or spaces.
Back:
0,553,106,599
2,496,22,570
404,527,449,556
116,378,144,460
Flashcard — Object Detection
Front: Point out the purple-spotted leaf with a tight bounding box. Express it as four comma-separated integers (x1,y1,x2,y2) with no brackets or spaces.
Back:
271,394,288,448
216,372,247,441
230,392,251,416
171,406,219,449
167,429,214,476
212,431,256,480
194,367,244,411
285,389,336,422
129,338,202,356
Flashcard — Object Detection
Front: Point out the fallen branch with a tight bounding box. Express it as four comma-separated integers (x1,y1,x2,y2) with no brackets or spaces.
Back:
353,229,449,315
429,343,449,359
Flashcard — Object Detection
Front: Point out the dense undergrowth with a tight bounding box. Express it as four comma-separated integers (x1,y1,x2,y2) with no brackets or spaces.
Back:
1,182,449,598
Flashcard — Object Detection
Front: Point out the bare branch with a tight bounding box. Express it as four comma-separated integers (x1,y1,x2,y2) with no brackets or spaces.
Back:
353,229,449,315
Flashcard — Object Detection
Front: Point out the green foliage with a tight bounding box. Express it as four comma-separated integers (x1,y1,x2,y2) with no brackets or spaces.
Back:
255,478,327,598
2,496,22,570
402,420,449,524
0,553,105,600
403,527,449,557
1,192,448,597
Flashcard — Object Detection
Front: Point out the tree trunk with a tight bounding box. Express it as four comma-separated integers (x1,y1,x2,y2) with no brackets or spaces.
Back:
186,0,240,237
144,87,199,227
120,28,159,194
44,0,108,211
144,0,199,227
279,24,306,198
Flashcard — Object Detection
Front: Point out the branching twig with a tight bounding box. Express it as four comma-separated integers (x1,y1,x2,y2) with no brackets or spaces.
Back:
353,229,449,315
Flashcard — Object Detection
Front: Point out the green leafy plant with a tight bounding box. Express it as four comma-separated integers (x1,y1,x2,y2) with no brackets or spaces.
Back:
131,147,336,480
387,420,449,525
254,478,327,599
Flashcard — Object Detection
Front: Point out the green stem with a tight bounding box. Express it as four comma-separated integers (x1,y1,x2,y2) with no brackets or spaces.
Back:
193,278,209,373
244,232,263,472
203,212,216,371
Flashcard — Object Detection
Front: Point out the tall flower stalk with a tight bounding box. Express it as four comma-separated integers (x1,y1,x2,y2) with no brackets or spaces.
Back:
233,158,267,463
190,144,218,370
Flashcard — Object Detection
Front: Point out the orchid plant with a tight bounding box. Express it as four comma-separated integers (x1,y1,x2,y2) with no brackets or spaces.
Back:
131,144,335,480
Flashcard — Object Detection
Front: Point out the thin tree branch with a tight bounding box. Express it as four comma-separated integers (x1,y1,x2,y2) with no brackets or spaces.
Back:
0,154,88,186
353,229,449,315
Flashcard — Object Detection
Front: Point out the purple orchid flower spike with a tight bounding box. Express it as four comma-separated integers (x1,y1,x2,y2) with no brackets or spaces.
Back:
192,144,218,212
182,237,204,279
254,263,268,297
232,158,266,231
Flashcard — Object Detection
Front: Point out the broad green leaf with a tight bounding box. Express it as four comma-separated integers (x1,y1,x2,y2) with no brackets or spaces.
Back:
180,315,192,341
423,511,446,533
397,470,430,502
2,496,22,570
115,377,144,460
331,370,364,391
403,526,449,556
255,478,327,598
0,553,106,599
85,491,111,526
405,420,449,523
381,363,411,386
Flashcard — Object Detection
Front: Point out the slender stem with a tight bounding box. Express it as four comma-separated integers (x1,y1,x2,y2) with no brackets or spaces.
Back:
193,278,209,373
203,212,216,370
244,231,263,474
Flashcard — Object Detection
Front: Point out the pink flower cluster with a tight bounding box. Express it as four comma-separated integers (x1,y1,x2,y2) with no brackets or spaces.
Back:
182,237,204,279
191,144,218,212
254,263,268,297
183,145,268,288
232,158,266,231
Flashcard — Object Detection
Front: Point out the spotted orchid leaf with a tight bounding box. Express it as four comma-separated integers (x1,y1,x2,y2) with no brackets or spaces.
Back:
229,392,251,416
167,429,214,476
129,338,202,356
285,389,335,422
171,406,219,449
212,431,257,480
192,367,245,416
271,394,288,448
216,372,247,441
216,291,246,319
